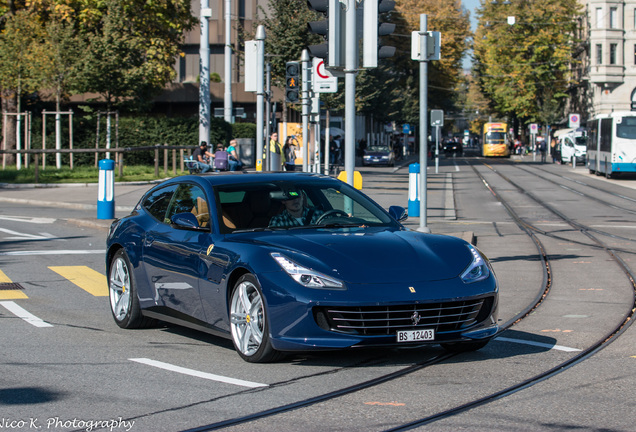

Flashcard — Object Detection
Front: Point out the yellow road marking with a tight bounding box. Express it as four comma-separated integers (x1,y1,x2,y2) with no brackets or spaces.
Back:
49,266,108,297
0,269,28,300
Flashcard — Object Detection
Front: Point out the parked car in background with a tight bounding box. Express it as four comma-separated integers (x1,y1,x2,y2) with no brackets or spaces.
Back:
443,139,463,156
554,128,587,164
363,145,395,167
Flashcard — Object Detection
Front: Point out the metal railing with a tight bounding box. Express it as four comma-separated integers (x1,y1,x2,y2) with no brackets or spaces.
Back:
0,145,194,183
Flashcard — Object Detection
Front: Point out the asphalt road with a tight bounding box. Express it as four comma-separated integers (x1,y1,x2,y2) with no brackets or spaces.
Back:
1,156,636,432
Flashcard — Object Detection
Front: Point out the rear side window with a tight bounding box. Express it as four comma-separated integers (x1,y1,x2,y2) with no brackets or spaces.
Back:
142,184,178,222
165,184,208,226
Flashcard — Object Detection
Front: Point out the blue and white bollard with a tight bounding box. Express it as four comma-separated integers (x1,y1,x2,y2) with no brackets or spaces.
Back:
408,163,420,217
97,159,115,219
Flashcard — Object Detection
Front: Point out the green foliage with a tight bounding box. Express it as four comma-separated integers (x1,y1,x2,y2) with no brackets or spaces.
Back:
0,165,176,183
252,0,322,92
232,122,256,139
473,0,583,124
0,10,46,98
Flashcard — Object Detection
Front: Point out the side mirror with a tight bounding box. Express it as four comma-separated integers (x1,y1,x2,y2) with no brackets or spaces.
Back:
171,212,204,230
388,206,408,222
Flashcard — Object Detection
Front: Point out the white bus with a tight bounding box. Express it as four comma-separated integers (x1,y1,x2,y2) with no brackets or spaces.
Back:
588,112,636,178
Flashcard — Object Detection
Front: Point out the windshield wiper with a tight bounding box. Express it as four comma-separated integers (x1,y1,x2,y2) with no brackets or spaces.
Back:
314,222,367,228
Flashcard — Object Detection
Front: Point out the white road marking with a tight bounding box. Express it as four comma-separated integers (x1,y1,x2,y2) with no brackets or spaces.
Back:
0,227,57,241
497,336,581,352
0,301,53,328
0,250,104,256
129,358,268,388
0,215,56,224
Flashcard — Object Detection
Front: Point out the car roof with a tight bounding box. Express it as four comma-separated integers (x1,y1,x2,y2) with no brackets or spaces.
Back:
176,171,337,187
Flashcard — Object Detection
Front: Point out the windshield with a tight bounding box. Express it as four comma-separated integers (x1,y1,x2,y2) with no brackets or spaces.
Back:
367,145,391,152
214,179,398,233
616,116,636,140
485,131,506,143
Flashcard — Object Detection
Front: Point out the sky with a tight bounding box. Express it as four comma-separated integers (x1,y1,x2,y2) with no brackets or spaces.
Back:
462,0,481,69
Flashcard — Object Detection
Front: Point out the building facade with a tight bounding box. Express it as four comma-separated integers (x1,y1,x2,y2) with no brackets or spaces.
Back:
581,0,636,117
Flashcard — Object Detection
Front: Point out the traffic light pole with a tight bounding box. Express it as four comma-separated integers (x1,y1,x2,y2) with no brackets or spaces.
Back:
418,14,430,233
344,0,357,188
255,25,265,171
302,50,310,172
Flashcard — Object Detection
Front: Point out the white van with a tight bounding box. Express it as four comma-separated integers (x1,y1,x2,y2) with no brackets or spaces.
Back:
554,128,587,164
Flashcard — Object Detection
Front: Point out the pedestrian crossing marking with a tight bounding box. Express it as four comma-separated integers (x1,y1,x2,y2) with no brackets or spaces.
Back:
0,270,28,300
49,266,108,297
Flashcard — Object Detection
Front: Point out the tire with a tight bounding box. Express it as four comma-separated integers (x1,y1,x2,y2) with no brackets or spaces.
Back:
441,339,490,353
229,274,283,363
108,249,155,329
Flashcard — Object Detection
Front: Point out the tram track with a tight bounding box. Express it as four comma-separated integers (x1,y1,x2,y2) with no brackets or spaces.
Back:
380,162,636,430
178,163,555,432
177,161,636,432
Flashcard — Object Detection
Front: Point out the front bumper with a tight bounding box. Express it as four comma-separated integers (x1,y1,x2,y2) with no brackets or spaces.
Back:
259,271,499,352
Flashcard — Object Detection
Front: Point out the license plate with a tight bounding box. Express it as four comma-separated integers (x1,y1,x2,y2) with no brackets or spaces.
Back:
397,329,434,343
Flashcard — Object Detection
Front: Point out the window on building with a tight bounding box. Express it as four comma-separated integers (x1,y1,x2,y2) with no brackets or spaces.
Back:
610,43,617,64
610,7,618,29
597,44,603,64
597,7,603,28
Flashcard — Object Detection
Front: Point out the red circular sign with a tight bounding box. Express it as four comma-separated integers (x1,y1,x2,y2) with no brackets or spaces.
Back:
316,60,329,79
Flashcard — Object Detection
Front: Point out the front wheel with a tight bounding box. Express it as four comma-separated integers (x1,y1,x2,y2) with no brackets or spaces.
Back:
230,274,282,363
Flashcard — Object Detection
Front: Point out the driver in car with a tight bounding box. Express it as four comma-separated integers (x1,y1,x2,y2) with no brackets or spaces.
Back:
269,190,324,227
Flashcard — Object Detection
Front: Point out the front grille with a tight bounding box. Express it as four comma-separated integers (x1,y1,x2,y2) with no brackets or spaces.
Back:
314,297,493,336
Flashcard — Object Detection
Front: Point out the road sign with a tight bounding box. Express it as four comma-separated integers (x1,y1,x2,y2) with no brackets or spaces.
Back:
530,123,538,135
569,113,580,128
312,58,337,93
431,110,443,127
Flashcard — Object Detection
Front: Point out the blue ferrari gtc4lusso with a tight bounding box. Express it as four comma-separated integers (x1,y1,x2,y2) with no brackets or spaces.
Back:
106,172,498,362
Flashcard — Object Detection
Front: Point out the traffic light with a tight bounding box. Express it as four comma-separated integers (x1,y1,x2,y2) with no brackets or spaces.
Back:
307,0,345,68
363,0,396,68
285,61,300,103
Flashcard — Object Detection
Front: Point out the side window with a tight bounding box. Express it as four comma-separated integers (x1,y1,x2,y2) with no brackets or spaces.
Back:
142,184,178,222
166,184,209,228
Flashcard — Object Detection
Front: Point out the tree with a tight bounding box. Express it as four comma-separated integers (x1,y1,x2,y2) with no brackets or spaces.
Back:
0,9,46,164
76,0,196,111
391,0,472,126
473,0,582,127
41,17,85,114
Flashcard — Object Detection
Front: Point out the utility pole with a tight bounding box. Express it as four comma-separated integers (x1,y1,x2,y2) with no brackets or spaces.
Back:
255,25,265,170
344,0,357,187
418,14,430,233
199,1,211,145
224,0,233,123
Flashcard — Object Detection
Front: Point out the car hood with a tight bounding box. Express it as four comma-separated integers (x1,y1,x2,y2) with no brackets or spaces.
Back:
364,151,389,156
235,228,472,284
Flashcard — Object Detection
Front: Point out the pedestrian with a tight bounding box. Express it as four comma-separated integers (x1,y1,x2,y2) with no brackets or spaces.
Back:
538,137,547,163
227,139,243,171
264,132,283,170
283,136,296,171
192,141,214,173
550,138,558,163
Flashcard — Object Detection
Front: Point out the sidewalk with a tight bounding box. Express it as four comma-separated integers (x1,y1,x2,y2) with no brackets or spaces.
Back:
0,162,466,239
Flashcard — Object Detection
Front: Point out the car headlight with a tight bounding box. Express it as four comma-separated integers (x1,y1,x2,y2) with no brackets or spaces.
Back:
271,253,345,290
381,155,389,159
460,245,490,284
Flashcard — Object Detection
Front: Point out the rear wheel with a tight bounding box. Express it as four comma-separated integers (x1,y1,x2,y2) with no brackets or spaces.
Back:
230,274,282,363
108,249,155,329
